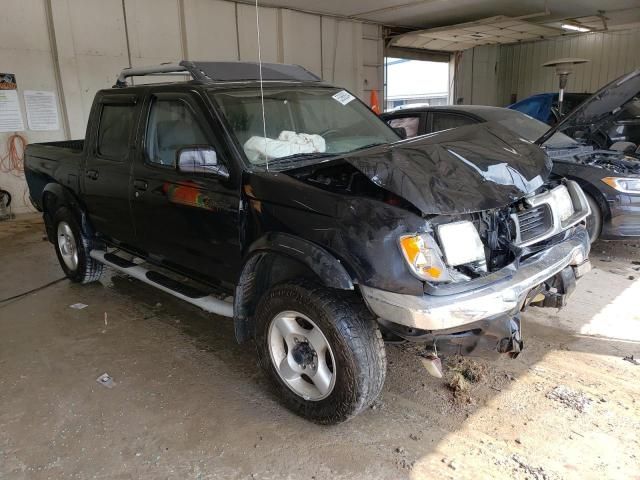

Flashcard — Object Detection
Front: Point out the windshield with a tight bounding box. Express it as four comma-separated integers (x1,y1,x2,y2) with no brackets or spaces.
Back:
211,87,399,167
480,108,578,148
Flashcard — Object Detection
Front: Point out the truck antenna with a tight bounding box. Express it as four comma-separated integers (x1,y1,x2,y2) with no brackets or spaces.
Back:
255,0,269,171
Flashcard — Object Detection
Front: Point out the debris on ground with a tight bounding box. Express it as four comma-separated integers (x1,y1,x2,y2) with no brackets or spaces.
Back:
446,356,488,383
96,373,115,388
446,372,472,404
443,356,488,404
623,355,639,365
546,385,592,413
69,303,88,310
511,454,558,480
394,446,414,470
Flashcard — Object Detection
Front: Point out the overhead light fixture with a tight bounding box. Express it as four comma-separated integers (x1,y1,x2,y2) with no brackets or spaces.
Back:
561,23,591,32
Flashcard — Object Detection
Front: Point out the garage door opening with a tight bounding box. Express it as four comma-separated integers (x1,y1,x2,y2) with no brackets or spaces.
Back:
384,58,450,112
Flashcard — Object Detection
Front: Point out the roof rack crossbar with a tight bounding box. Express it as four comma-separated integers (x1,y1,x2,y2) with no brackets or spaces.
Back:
114,61,210,87
114,60,320,87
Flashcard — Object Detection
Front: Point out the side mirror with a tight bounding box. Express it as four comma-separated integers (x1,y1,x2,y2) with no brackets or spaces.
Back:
393,126,407,139
176,146,229,179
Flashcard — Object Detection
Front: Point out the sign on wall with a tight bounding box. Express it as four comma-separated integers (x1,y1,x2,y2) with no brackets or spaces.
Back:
24,90,60,131
0,90,25,132
0,73,24,132
0,73,17,90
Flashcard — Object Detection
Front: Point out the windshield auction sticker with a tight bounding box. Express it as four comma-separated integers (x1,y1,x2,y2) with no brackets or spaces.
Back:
332,90,355,106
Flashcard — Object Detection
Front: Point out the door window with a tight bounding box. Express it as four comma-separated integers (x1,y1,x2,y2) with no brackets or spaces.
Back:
431,113,476,133
97,104,135,159
146,99,209,167
387,116,421,137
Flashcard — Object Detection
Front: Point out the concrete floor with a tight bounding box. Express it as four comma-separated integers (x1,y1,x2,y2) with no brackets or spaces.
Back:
1,214,639,480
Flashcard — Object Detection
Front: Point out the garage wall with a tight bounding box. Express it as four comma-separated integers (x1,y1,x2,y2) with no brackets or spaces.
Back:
453,45,499,106
0,0,384,214
455,29,640,108
496,29,640,107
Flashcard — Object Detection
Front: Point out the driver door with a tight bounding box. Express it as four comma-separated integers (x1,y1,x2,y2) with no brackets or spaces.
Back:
130,90,241,284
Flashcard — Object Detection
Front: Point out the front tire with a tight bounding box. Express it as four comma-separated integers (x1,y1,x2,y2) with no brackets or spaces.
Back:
585,194,602,244
254,280,386,424
52,207,103,284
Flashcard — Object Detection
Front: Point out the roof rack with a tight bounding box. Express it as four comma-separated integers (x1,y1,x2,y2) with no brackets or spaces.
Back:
114,60,321,87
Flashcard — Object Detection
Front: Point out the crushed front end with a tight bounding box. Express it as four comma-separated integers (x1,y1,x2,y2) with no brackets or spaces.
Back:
361,179,592,359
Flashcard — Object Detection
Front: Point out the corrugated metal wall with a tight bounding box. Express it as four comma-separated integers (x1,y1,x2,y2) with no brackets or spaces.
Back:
497,29,640,106
0,0,384,214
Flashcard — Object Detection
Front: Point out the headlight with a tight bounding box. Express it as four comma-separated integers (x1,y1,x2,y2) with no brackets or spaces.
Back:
553,185,575,222
436,221,486,268
602,177,640,194
399,233,450,282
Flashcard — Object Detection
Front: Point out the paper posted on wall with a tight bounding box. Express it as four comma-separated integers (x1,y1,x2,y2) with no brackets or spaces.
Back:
0,90,25,132
24,90,60,131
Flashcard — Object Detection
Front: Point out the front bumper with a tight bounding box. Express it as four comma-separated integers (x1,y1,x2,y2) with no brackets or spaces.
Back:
361,226,591,333
601,194,640,239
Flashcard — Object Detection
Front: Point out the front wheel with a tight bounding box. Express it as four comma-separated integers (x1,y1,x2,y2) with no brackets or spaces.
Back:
585,194,603,244
254,280,386,424
52,207,103,283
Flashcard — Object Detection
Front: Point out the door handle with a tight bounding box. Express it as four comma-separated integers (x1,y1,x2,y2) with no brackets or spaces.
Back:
133,179,148,191
86,169,99,180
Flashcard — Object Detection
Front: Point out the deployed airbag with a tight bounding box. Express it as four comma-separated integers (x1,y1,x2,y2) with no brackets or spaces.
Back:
244,131,326,163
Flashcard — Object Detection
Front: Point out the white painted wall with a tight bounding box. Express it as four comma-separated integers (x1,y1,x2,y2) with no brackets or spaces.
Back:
453,45,499,106
0,0,384,214
454,29,640,107
496,29,640,106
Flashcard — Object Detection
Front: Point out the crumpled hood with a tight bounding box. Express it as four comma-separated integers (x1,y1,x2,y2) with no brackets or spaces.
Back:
537,68,640,145
343,122,551,215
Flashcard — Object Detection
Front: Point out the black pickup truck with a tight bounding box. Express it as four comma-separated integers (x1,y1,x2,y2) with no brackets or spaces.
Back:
26,61,592,424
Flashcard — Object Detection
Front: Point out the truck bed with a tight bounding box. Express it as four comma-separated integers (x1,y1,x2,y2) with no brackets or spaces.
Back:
26,140,84,162
24,140,85,211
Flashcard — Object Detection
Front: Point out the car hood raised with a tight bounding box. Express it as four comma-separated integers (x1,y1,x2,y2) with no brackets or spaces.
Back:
537,68,640,145
341,122,551,215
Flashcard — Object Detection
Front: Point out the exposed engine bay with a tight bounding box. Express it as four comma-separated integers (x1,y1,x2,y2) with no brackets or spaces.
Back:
546,144,640,174
289,161,588,283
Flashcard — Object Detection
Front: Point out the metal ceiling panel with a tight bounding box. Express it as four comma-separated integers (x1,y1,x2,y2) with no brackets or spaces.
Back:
389,16,563,52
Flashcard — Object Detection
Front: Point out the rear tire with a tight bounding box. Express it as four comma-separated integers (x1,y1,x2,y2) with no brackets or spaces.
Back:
52,207,103,284
254,280,386,424
585,194,602,244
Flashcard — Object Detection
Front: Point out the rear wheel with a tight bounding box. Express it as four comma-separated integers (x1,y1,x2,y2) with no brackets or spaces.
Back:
52,207,103,283
254,280,386,424
585,194,602,244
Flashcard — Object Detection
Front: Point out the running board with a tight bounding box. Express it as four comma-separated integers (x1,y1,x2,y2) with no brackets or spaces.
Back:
90,250,234,318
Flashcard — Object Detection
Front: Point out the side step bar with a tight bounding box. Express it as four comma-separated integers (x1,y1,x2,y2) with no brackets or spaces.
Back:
90,250,234,318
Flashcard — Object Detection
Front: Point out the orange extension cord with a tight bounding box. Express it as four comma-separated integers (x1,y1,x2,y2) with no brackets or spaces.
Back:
0,133,28,176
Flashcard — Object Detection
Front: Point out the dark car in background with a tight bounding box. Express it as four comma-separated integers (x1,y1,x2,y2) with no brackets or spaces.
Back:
382,69,640,242
509,91,640,149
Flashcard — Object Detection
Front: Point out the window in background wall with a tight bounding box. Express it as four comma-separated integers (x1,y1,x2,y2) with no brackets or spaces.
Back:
384,58,449,112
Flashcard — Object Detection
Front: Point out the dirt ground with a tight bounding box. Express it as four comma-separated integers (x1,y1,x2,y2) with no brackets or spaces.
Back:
1,214,639,480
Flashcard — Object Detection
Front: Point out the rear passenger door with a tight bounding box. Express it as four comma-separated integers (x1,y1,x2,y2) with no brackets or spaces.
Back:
83,94,139,246
427,111,478,134
384,113,426,138
130,90,241,283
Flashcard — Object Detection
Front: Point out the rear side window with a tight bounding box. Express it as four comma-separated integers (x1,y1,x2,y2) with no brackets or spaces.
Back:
146,99,209,167
431,113,476,132
388,116,421,137
97,104,135,159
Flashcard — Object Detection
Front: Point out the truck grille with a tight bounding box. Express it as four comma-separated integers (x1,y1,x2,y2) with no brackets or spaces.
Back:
516,204,553,243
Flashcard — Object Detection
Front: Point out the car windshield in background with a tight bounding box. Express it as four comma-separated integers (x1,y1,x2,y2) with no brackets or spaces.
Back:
211,87,399,168
480,108,578,148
